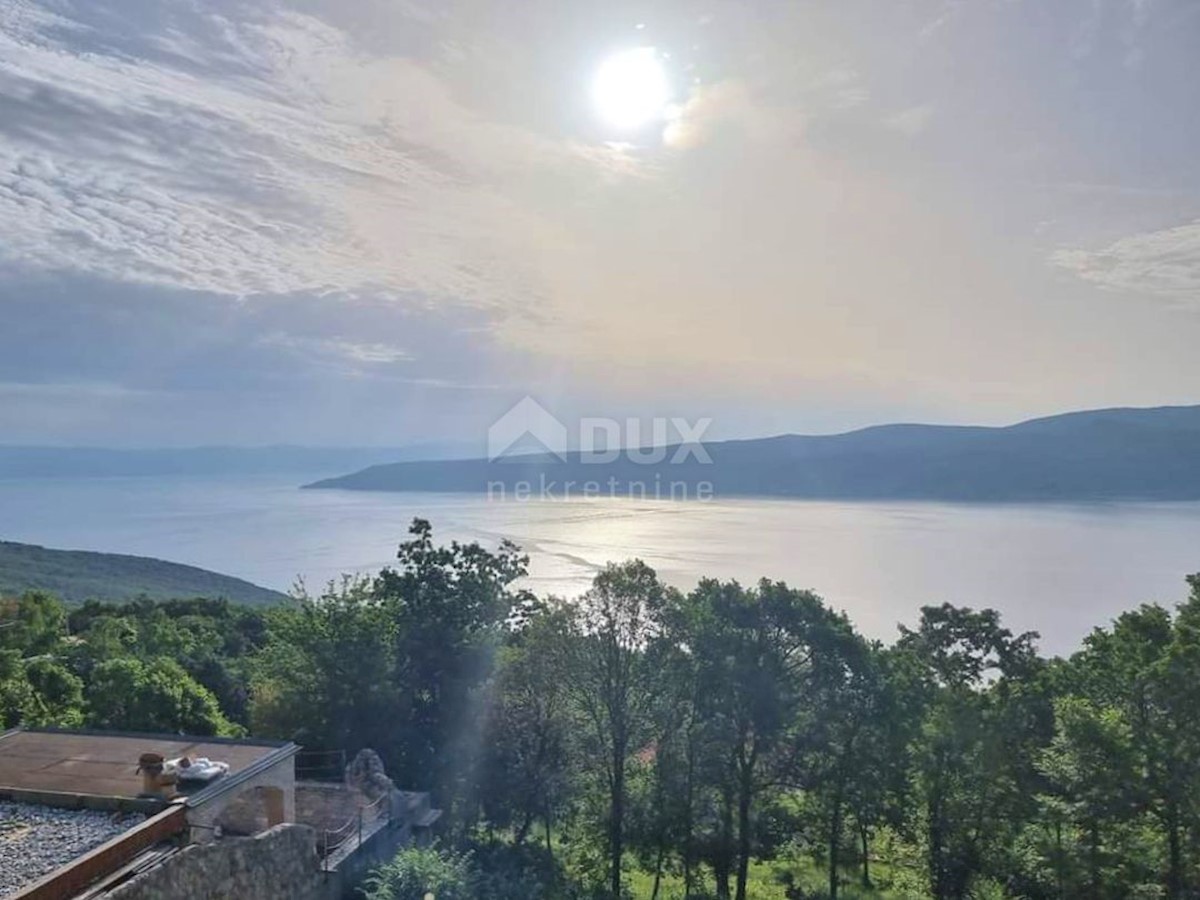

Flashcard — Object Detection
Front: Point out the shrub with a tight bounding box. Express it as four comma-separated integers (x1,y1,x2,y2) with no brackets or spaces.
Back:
362,845,475,900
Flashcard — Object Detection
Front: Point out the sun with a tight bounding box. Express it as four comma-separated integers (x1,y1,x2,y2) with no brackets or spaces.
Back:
591,47,672,131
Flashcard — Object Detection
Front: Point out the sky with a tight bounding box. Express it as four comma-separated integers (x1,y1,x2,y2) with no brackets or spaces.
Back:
1,0,1199,447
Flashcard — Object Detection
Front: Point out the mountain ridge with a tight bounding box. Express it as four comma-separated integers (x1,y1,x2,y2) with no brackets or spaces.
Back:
305,404,1200,502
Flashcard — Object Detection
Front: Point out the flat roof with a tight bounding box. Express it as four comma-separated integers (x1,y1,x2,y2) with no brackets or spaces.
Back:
0,799,137,898
0,729,294,803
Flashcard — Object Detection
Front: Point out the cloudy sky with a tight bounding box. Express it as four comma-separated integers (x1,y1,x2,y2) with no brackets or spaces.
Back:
2,0,1199,447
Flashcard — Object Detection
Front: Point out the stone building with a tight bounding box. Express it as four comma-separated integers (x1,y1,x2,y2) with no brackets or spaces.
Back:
0,728,438,900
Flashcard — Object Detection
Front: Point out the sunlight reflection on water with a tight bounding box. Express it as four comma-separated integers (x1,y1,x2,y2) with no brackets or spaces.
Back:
3,474,1200,655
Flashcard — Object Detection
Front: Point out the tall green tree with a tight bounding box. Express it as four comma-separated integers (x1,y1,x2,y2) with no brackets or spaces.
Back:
481,601,573,851
87,656,238,735
0,591,84,728
22,657,85,727
685,578,849,900
0,591,68,655
374,518,530,826
802,634,914,899
560,560,668,899
251,519,528,827
898,604,1047,900
251,575,397,754
1037,694,1140,898
1054,579,1200,899
843,646,922,892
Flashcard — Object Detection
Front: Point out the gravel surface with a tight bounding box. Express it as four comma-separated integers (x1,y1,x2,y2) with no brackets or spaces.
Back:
0,801,134,896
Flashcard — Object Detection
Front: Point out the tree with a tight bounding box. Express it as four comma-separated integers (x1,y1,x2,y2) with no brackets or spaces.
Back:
78,615,139,662
482,601,573,851
0,591,68,655
86,656,238,735
374,518,530,827
626,619,698,900
0,592,83,728
898,604,1047,900
26,526,1200,900
802,635,913,899
66,597,269,728
250,519,528,829
251,575,397,755
1037,695,1139,898
685,578,849,900
560,560,668,899
0,649,35,728
22,657,84,727
842,646,922,892
1054,580,1200,899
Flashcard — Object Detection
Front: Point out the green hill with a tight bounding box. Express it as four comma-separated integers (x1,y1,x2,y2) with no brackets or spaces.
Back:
0,541,287,605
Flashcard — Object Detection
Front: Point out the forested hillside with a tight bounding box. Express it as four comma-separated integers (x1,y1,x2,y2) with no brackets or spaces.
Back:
3,520,1199,899
0,541,286,605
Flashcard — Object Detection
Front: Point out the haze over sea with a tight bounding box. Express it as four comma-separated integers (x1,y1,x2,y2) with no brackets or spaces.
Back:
3,473,1200,657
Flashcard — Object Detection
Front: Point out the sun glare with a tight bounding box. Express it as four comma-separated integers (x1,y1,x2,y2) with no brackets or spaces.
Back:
591,47,671,131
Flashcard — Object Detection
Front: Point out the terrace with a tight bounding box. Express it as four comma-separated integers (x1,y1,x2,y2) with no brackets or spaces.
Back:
0,728,298,899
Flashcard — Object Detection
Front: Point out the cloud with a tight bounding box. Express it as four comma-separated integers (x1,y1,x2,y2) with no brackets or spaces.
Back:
883,104,935,137
0,269,537,443
1053,220,1200,299
0,0,631,308
0,270,523,395
4,0,1200,445
662,80,803,150
259,333,414,366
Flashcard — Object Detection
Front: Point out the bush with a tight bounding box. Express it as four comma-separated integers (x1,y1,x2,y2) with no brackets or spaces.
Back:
363,840,600,900
362,845,476,900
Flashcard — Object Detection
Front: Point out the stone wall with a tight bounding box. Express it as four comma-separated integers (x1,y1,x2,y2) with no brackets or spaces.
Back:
107,824,325,900
212,785,273,835
187,755,296,843
295,782,369,833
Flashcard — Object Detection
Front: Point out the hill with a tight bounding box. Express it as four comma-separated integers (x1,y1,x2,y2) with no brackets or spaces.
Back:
0,541,287,605
305,404,1200,502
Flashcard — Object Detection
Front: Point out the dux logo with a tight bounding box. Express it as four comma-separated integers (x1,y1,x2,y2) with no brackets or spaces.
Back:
487,396,713,465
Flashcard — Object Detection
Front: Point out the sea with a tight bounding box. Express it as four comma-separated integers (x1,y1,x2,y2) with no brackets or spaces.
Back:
3,472,1200,656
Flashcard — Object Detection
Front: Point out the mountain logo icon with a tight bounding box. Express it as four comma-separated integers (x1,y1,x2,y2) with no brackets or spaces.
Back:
487,396,568,462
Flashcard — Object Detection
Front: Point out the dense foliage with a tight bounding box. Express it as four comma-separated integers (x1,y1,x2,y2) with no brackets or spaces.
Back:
1,592,252,735
4,518,1200,899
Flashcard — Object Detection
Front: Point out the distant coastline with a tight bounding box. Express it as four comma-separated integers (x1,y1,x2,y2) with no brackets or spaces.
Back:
305,404,1200,503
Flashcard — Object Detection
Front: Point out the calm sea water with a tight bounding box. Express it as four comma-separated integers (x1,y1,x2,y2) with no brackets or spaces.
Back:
3,473,1200,656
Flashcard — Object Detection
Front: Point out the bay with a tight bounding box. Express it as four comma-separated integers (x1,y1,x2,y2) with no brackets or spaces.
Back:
3,474,1199,655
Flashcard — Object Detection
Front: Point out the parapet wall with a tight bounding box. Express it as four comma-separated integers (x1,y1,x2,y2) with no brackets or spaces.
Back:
107,824,324,900
186,750,296,842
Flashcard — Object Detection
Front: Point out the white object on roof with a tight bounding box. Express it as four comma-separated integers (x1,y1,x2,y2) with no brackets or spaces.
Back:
170,756,230,783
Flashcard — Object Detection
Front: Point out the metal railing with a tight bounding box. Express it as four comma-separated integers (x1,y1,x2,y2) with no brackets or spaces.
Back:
318,789,390,862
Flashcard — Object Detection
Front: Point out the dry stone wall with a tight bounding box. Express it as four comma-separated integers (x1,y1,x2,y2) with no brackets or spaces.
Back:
107,824,325,900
